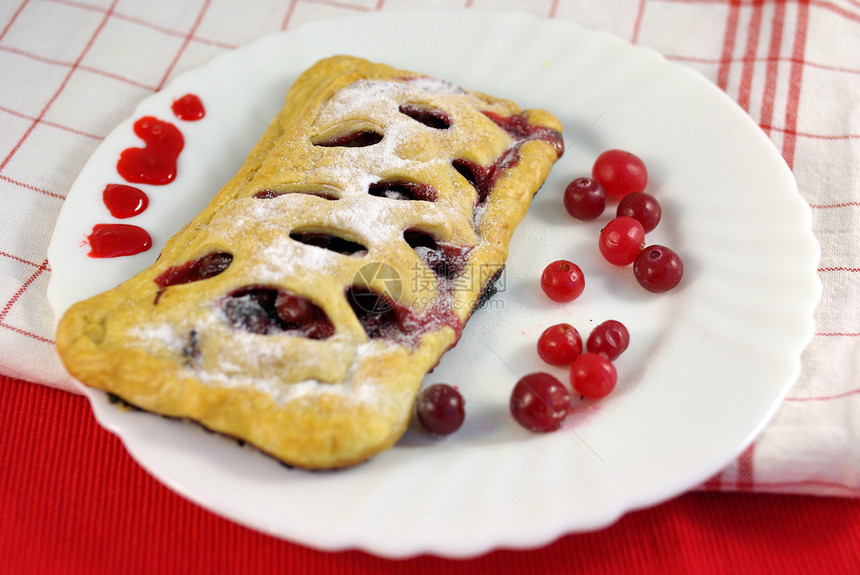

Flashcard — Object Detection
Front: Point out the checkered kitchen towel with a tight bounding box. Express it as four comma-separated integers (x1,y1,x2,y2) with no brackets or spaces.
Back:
1,0,858,496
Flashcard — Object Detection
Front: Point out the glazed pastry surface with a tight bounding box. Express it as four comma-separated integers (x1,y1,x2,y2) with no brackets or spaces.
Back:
56,55,564,469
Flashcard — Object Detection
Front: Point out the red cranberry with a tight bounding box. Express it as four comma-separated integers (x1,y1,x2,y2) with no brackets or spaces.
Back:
540,260,585,302
586,320,630,361
633,245,684,292
598,217,645,266
416,384,466,436
616,192,661,233
510,373,571,433
592,149,648,200
563,177,606,220
570,353,617,399
537,323,583,366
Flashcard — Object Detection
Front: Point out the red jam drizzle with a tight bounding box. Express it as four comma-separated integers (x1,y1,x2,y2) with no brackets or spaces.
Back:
102,184,149,219
171,94,205,121
86,224,152,258
117,116,184,185
87,97,204,258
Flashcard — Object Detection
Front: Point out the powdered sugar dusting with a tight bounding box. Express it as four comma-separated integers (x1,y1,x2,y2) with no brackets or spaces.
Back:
303,78,485,253
193,333,391,407
128,322,185,350
250,235,336,282
404,76,466,95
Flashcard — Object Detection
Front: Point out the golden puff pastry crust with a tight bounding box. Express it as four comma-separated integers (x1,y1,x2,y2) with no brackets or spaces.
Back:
56,55,564,469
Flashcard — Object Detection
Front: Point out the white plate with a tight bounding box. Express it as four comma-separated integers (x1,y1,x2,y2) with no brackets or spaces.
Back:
47,9,820,558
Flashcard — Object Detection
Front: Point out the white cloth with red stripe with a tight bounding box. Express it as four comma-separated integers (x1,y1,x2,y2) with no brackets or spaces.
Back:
1,0,858,496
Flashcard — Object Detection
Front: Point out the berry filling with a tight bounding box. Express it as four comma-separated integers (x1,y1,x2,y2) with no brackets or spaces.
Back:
453,113,563,206
154,252,233,288
368,180,437,202
86,223,152,258
289,231,368,256
398,103,452,130
253,189,337,200
345,285,461,347
313,130,383,148
452,149,519,204
482,111,565,158
221,286,334,339
403,228,470,280
345,286,408,340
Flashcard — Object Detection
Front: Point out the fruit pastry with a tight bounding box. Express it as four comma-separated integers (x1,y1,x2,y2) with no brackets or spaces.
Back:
56,55,564,469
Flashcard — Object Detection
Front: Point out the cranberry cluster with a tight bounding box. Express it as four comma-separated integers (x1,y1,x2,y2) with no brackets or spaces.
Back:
566,149,684,292
511,149,683,434
510,320,629,432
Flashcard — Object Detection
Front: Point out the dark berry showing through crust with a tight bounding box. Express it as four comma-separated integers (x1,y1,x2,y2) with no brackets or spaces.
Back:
289,231,367,256
154,252,232,288
221,287,334,339
369,181,438,202
345,286,402,340
399,104,452,130
313,131,383,147
403,229,470,280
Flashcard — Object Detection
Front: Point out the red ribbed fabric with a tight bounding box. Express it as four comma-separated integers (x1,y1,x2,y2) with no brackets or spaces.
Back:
3,376,860,575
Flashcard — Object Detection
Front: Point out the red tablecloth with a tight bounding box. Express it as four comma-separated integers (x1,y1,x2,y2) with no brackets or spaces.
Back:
4,376,860,574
